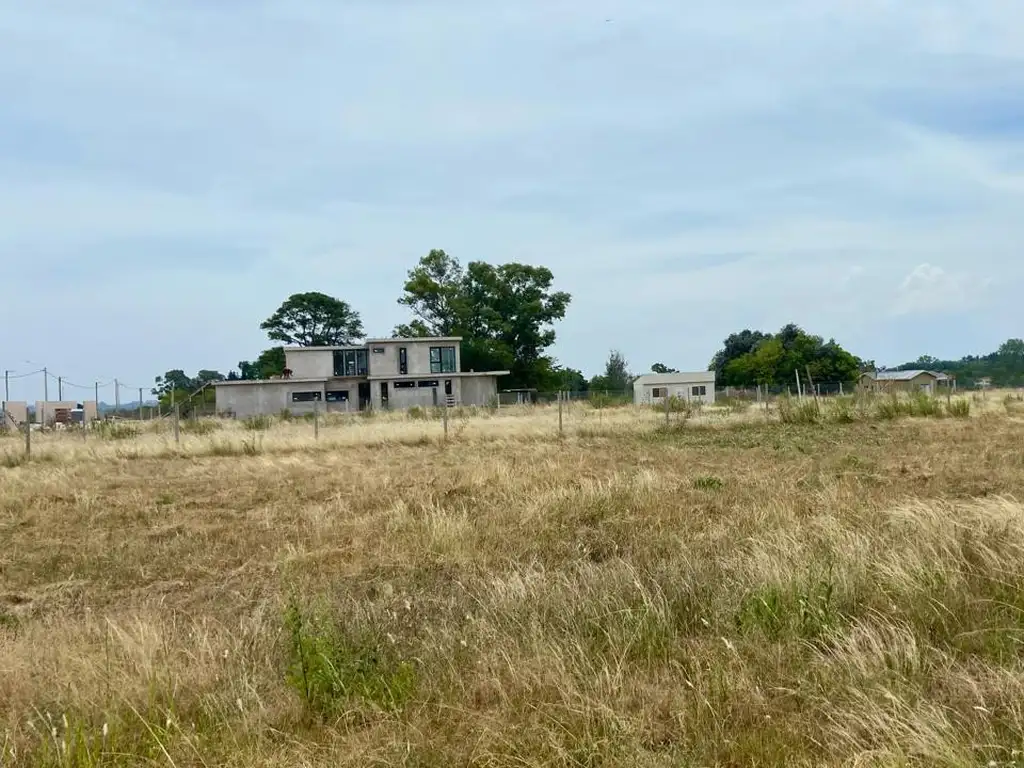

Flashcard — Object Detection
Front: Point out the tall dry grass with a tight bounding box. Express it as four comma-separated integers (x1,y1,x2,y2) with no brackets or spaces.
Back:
3,399,1024,765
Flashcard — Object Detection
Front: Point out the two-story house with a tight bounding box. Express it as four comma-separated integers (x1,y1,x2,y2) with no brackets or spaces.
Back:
214,336,508,418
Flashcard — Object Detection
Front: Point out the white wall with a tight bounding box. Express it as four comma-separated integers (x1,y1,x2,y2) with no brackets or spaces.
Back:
633,376,716,406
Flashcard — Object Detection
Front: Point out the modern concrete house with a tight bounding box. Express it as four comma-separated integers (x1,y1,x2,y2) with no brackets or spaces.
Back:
214,337,509,418
858,370,950,395
633,371,717,406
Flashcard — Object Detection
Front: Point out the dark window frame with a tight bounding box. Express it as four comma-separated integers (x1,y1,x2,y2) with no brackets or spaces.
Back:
417,379,439,388
291,391,323,402
394,380,416,389
691,385,707,397
333,349,369,377
429,345,457,374
325,390,349,402
398,347,408,375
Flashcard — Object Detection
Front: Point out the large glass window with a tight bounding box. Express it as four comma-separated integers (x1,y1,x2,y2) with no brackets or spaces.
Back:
429,346,456,374
399,347,408,375
333,349,368,377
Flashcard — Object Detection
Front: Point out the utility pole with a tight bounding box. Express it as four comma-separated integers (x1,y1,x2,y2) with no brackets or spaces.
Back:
42,367,48,428
114,379,120,414
58,376,63,401
3,370,8,405
94,382,99,424
138,388,143,421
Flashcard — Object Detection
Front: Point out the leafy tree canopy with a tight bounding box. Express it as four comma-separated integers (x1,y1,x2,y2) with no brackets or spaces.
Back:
236,347,286,381
651,363,679,374
261,292,364,347
590,350,631,392
892,338,1024,387
394,249,571,389
152,369,224,415
712,324,862,387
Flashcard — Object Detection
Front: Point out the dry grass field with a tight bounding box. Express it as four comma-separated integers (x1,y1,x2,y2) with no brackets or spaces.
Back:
3,393,1024,766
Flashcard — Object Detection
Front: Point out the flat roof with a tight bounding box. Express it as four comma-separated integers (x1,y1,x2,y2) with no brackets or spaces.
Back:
283,346,362,352
633,371,716,385
284,336,463,351
865,370,946,381
214,377,327,387
365,336,463,344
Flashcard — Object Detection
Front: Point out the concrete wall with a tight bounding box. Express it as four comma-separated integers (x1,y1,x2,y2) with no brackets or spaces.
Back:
371,376,461,410
286,341,463,380
34,401,99,425
216,381,327,419
367,339,462,377
460,376,498,406
2,401,27,429
285,349,342,378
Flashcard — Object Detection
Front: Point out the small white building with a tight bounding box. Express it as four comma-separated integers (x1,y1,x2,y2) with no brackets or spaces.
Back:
633,371,717,406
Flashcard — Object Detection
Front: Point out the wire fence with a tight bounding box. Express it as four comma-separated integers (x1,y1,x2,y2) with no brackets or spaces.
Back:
0,365,181,431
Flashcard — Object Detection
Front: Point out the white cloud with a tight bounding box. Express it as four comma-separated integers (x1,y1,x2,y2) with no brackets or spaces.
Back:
893,263,992,316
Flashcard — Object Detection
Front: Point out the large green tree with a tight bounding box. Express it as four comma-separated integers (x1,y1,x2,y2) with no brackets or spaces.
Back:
236,347,286,380
394,249,571,389
713,324,862,387
261,292,364,347
709,329,772,381
590,350,631,393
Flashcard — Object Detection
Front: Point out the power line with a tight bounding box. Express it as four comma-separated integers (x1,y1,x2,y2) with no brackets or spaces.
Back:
6,369,44,379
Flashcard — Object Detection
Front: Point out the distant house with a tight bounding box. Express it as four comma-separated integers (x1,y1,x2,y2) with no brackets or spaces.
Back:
214,336,509,418
858,370,950,395
633,371,717,406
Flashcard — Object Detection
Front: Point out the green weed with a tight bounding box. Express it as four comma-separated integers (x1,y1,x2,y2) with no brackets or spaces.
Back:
692,475,724,491
94,421,141,440
947,398,971,418
284,599,417,718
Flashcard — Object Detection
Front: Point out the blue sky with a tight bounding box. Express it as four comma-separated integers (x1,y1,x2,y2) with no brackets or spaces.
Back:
2,0,1023,401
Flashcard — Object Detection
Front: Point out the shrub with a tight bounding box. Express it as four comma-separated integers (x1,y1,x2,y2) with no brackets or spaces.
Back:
284,600,417,718
874,396,909,421
777,397,820,424
407,406,430,421
827,396,856,424
947,398,971,419
242,414,274,431
907,393,943,418
95,421,141,440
